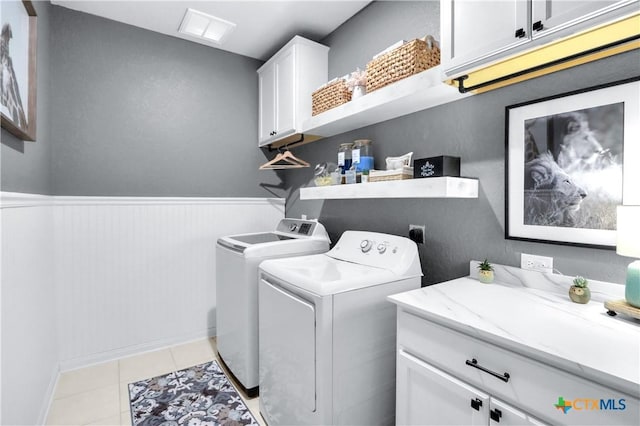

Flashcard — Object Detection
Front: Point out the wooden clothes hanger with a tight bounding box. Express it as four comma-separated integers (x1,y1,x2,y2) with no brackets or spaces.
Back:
259,148,310,170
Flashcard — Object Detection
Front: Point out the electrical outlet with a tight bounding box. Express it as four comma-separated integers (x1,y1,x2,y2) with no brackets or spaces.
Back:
521,253,553,274
409,224,425,244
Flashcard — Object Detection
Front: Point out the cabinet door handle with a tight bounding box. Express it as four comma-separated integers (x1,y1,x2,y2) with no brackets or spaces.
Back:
514,28,526,38
490,408,502,422
470,398,483,411
532,20,544,31
465,358,510,382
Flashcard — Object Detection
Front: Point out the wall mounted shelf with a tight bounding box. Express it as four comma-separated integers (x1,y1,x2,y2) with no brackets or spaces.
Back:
301,66,471,139
299,177,478,200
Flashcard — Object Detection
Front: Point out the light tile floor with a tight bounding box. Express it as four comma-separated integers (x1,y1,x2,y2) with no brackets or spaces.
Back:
46,337,264,426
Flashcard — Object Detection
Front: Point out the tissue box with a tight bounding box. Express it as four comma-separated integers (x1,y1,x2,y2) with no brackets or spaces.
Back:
413,156,460,178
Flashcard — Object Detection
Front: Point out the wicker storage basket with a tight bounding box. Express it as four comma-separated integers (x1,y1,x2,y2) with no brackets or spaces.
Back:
312,79,352,116
369,167,414,182
366,36,440,93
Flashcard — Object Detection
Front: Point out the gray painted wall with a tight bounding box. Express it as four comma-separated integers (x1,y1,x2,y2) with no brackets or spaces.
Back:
1,0,53,194
49,5,282,197
285,1,639,285
324,0,439,79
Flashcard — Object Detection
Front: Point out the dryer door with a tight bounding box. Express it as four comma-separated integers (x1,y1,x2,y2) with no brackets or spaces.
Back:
259,277,316,423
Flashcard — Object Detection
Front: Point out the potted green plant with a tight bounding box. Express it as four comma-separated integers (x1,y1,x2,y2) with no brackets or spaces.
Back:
477,259,494,284
569,276,591,304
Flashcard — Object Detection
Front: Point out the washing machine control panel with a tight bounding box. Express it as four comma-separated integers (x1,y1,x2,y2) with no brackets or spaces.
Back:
358,239,393,255
276,219,319,237
330,231,420,275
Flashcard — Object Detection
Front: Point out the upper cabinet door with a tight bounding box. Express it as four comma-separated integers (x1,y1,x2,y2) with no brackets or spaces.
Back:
275,47,296,141
531,0,635,39
442,0,529,74
258,64,276,145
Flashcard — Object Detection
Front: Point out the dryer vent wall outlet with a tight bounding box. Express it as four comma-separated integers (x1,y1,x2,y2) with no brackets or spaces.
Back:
409,225,425,244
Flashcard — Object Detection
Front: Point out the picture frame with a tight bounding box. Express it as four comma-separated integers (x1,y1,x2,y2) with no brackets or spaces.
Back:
505,76,640,249
1,0,37,141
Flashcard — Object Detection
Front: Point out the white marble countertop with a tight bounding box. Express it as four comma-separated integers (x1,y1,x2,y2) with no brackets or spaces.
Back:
388,262,640,397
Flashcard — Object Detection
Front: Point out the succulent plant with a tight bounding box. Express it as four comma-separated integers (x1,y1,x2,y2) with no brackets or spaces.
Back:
572,276,588,288
478,259,493,271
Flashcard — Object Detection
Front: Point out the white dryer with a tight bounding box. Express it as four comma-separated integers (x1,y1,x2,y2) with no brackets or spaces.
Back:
258,230,422,425
216,218,330,396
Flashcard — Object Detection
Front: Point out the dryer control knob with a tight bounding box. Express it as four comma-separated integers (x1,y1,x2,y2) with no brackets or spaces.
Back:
360,239,373,253
377,243,387,254
289,223,298,232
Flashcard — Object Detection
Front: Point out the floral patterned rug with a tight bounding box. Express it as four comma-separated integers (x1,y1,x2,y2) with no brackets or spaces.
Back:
129,360,259,426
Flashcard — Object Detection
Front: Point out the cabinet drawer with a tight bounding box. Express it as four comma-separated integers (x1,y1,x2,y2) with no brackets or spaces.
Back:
398,310,639,425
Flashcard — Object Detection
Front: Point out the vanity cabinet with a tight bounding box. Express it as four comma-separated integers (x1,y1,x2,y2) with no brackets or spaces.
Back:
397,350,543,425
441,0,639,78
257,36,328,147
394,309,639,425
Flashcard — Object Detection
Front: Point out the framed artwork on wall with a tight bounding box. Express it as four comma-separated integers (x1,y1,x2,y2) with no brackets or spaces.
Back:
505,76,640,249
1,0,37,141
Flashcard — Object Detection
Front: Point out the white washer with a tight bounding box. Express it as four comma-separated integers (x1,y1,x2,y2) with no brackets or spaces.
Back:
258,230,422,425
216,218,330,396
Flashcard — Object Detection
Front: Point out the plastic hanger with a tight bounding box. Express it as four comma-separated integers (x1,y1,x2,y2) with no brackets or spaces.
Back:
259,148,310,170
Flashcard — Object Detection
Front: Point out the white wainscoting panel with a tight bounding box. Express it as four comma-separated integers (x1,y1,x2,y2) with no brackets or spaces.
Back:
53,197,284,369
1,193,59,426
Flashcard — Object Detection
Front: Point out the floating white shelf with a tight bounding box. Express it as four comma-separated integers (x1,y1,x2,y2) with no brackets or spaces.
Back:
299,177,479,200
301,66,471,138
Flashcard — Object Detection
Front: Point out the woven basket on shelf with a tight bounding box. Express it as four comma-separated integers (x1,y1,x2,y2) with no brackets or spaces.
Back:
366,36,440,93
369,167,414,182
312,79,352,116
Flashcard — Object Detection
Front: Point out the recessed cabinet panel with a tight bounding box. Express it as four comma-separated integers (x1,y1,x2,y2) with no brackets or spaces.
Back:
532,0,630,39
259,64,276,144
444,0,529,73
275,47,296,139
397,350,490,426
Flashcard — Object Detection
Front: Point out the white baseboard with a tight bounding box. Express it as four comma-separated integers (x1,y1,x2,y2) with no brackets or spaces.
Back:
59,327,216,372
39,365,60,426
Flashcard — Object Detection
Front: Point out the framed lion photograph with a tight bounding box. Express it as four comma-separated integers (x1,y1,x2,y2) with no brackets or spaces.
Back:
505,76,640,249
1,0,37,141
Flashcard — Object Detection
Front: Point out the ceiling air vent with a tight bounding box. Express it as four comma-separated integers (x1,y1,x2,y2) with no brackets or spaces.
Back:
178,8,236,45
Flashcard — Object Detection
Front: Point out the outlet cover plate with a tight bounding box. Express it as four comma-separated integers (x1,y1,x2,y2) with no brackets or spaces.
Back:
521,253,553,274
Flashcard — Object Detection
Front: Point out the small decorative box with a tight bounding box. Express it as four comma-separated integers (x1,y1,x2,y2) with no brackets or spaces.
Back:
413,156,460,178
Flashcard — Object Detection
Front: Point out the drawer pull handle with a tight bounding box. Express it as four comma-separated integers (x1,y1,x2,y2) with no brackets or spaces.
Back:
470,398,483,411
465,358,510,383
490,408,502,422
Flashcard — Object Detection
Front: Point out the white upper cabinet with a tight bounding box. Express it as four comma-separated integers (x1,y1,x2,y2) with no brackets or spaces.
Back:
257,36,328,147
441,0,639,78
441,0,530,75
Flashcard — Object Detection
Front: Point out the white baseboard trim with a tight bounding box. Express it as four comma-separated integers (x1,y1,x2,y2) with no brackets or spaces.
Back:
0,192,53,208
39,365,60,426
59,327,216,372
